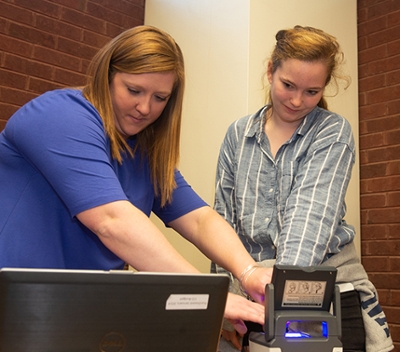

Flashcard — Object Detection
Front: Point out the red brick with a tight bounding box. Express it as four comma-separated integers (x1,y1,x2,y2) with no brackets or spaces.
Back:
384,306,400,324
359,149,368,165
365,146,400,163
357,64,368,81
3,54,55,80
27,61,55,80
368,25,400,48
366,59,387,76
359,102,389,121
358,35,368,51
361,193,387,208
359,74,386,92
368,207,400,223
362,256,389,271
0,68,28,90
0,17,6,34
0,33,32,56
361,239,368,254
386,69,400,86
57,37,98,60
386,53,400,71
50,0,87,11
389,224,400,239
105,22,127,38
366,0,400,20
365,174,400,192
356,1,371,8
357,6,368,24
386,129,400,145
388,290,400,305
367,85,400,105
82,30,110,49
0,1,33,26
387,100,400,115
8,22,56,49
361,224,388,239
387,161,400,176
32,46,81,71
360,162,387,178
358,15,387,37
388,38,400,56
358,90,367,106
368,272,400,290
363,240,398,255
390,327,400,345
91,0,145,18
105,19,143,38
13,0,60,19
53,68,87,86
360,208,368,224
81,59,91,75
376,289,391,305
363,116,400,134
388,192,400,206
388,10,400,27
0,86,37,106
28,77,63,95
60,7,106,34
3,53,29,74
359,132,386,149
35,14,83,42
86,2,127,27
390,257,400,271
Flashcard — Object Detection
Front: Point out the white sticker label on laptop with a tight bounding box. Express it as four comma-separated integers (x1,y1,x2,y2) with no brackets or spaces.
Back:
166,294,209,310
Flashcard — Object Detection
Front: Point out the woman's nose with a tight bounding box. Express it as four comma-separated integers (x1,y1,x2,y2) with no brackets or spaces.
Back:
136,97,151,115
290,93,302,107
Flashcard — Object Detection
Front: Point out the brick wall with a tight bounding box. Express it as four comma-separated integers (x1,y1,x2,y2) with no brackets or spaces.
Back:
0,0,145,131
358,0,400,350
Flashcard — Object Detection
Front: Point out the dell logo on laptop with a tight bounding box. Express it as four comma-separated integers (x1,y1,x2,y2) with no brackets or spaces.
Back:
99,332,126,352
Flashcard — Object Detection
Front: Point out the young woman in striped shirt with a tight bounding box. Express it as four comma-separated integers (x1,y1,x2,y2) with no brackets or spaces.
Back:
213,26,393,352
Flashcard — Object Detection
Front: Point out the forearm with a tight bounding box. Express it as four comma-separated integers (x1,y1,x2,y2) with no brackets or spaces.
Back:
77,200,199,273
169,207,255,279
167,206,272,303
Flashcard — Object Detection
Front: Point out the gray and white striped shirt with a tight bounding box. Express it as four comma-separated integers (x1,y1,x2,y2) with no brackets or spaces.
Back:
213,104,356,268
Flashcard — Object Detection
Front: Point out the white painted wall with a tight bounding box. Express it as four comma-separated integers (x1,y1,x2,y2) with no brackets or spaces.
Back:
145,0,359,273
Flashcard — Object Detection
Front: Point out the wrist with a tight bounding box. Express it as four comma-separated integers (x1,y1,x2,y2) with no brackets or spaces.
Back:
238,263,261,295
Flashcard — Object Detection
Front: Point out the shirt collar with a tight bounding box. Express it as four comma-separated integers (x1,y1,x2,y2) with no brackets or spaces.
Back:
244,105,270,138
244,104,321,140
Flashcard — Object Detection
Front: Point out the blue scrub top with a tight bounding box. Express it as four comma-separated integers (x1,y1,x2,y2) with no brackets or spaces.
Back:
0,89,207,270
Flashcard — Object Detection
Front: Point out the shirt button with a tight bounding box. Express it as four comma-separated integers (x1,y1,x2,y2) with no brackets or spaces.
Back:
265,218,269,222
269,188,273,193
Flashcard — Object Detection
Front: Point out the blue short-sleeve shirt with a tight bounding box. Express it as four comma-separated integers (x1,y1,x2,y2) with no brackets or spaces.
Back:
0,89,206,270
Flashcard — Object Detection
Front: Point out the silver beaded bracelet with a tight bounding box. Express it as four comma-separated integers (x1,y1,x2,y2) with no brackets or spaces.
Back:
238,263,261,296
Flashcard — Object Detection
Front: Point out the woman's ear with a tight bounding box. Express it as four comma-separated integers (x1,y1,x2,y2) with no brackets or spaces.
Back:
267,61,273,84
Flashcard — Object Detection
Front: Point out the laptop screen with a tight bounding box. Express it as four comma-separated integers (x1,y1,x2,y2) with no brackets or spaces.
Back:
0,268,229,352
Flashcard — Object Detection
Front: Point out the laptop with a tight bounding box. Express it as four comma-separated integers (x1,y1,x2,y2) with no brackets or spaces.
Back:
0,268,229,352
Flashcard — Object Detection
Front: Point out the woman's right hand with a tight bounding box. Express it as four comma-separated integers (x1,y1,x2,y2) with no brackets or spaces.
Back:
222,292,264,350
242,267,273,304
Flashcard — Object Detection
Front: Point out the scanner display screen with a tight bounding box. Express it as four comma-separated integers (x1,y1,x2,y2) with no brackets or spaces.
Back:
285,320,328,338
